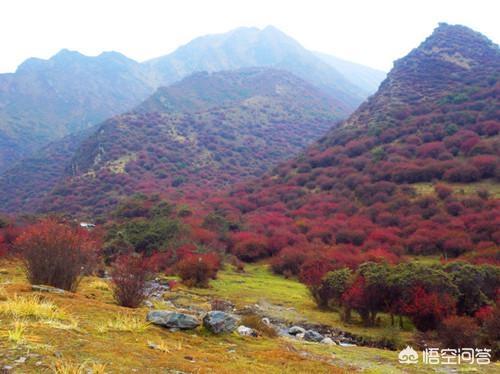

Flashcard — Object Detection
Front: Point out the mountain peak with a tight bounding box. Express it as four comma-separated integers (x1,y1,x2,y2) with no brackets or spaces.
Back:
52,48,85,61
399,23,499,71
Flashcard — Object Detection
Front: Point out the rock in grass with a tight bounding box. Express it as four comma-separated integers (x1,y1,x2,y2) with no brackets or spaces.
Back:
321,337,336,345
237,325,257,337
32,285,66,294
147,311,200,330
203,311,239,334
288,326,306,335
304,330,324,342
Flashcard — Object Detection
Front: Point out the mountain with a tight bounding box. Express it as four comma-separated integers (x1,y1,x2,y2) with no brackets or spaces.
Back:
145,26,374,109
220,24,499,262
0,127,95,213
2,68,344,215
314,52,386,95
0,26,384,172
0,50,156,172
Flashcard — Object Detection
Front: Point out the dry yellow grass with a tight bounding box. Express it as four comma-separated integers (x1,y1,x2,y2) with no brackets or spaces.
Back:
7,319,26,344
51,359,107,374
96,313,150,333
0,285,7,301
0,294,72,322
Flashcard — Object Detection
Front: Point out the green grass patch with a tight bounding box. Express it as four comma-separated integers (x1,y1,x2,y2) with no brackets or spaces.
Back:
189,263,414,342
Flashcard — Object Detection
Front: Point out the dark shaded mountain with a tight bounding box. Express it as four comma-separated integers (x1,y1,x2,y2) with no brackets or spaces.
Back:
0,50,156,172
2,68,343,215
220,24,499,261
314,52,386,95
145,26,370,110
0,127,95,213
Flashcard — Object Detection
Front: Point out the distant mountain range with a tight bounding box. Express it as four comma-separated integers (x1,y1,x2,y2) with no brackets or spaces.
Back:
144,26,384,107
0,26,385,173
0,68,345,215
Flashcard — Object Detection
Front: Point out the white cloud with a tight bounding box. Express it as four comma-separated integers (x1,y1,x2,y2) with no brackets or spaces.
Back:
0,0,498,73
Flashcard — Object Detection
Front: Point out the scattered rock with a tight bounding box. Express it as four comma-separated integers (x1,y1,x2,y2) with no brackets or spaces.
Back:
203,311,239,334
321,337,336,345
261,317,271,326
184,355,195,362
237,325,257,337
296,332,305,340
145,279,170,299
147,311,200,330
143,300,154,308
54,351,63,358
288,326,306,335
2,366,13,372
32,285,65,294
304,330,324,342
14,357,26,364
35,362,43,366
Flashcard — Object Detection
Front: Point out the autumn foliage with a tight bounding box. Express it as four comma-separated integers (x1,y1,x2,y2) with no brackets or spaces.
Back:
177,253,220,288
111,255,149,308
14,219,98,291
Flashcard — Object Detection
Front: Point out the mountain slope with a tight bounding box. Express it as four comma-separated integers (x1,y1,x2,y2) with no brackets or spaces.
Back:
0,127,95,213
221,23,500,262
5,68,343,215
0,50,156,172
145,26,369,110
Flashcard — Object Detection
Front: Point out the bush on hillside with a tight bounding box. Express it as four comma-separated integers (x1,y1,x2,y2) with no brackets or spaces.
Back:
14,219,97,292
177,253,220,288
111,255,149,308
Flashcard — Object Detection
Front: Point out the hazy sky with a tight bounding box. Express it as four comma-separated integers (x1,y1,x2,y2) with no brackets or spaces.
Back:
1,0,498,73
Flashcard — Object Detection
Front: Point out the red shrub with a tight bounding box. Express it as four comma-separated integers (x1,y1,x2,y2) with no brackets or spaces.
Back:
14,219,98,292
111,255,149,308
472,155,498,178
231,232,268,261
299,256,334,286
402,286,456,331
435,183,453,200
143,251,174,273
438,315,480,348
271,246,308,276
474,305,494,325
177,253,220,287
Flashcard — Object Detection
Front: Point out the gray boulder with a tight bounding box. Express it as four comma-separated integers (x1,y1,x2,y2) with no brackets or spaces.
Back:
304,330,324,342
32,285,65,294
203,311,239,334
288,326,306,335
147,311,200,330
